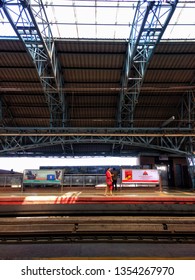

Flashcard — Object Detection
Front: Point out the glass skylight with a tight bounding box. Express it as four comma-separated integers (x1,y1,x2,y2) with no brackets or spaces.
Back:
0,0,194,40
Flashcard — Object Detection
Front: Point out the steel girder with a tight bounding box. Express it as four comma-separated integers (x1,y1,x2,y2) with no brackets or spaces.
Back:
118,0,178,127
177,90,195,154
177,91,195,130
0,97,2,120
0,127,193,156
0,0,66,127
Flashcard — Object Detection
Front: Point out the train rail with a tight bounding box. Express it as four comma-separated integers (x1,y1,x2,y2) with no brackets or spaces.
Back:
1,215,195,244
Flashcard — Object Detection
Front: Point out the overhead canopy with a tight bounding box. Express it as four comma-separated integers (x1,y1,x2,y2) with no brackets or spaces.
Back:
0,1,195,157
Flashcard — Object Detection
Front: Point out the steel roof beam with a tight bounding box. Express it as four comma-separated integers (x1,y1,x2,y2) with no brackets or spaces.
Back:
0,133,192,156
1,0,67,127
0,124,193,155
0,126,192,134
118,0,178,127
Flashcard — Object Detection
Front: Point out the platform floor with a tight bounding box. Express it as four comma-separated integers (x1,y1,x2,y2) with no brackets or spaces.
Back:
0,186,195,205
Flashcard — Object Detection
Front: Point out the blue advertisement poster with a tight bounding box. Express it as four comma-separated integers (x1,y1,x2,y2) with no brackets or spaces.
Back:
23,169,64,185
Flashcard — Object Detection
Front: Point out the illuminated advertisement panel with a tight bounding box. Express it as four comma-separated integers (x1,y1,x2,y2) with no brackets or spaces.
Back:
122,169,159,184
23,169,64,185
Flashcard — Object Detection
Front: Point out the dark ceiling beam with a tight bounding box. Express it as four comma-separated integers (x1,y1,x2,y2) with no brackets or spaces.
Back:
2,93,117,97
64,81,120,84
0,80,119,84
143,82,193,85
1,66,194,72
4,116,49,120
136,104,177,108
6,104,116,109
1,50,195,56
147,68,195,71
62,67,121,70
141,85,195,92
0,50,27,54
0,80,40,83
69,105,116,108
0,66,37,69
0,50,126,55
5,103,48,108
0,126,191,134
154,52,195,55
0,90,43,94
58,51,125,55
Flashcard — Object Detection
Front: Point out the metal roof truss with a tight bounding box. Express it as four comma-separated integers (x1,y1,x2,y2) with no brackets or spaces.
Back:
0,126,193,156
1,0,66,127
118,0,178,127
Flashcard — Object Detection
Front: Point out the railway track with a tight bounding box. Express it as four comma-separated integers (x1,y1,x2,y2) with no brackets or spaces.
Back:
1,215,195,244
1,202,195,217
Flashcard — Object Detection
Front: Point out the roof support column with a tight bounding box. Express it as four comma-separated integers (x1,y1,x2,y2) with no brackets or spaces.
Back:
177,91,195,130
1,0,67,127
118,0,178,127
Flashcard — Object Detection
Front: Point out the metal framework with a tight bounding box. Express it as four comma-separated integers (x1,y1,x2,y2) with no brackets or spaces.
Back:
0,0,194,159
1,0,66,127
0,126,193,156
176,91,195,187
118,0,178,127
176,91,195,153
177,91,195,130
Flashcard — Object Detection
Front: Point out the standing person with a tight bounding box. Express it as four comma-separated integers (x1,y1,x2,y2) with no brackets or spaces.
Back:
112,167,118,191
104,167,113,196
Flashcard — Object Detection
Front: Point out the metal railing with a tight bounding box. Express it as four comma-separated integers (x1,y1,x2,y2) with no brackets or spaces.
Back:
63,174,106,187
0,174,23,188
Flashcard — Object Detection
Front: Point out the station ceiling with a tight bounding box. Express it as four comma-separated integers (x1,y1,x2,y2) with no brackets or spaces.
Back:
0,1,195,158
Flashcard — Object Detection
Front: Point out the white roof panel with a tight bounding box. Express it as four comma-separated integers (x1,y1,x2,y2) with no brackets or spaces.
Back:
0,0,194,40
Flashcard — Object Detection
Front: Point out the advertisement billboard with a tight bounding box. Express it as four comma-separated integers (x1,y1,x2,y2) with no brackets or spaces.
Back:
23,169,64,185
122,169,159,184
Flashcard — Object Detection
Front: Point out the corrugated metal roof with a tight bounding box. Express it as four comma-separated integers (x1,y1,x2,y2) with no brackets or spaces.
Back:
56,40,127,53
0,38,195,156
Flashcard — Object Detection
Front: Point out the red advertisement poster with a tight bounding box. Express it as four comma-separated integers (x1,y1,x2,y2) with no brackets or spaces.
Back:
122,169,159,183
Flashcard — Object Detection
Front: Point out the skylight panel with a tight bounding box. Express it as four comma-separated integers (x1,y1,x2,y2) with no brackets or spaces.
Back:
79,7,95,24
77,25,96,39
163,25,195,40
116,6,134,24
0,1,195,40
97,7,117,24
46,6,76,23
162,2,195,40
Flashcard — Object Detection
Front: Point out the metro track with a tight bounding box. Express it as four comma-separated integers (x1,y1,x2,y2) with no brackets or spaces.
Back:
1,215,195,244
1,201,195,217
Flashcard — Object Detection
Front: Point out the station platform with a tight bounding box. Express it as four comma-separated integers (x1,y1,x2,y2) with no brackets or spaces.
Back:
0,187,195,259
0,186,195,205
0,187,195,217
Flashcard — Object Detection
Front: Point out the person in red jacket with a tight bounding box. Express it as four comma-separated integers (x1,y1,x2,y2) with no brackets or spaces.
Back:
104,167,113,196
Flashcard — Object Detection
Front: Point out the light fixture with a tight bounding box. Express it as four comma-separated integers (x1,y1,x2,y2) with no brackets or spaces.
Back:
161,116,175,127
